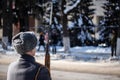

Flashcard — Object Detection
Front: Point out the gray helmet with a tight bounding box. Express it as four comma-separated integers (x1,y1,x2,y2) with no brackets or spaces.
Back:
12,31,37,55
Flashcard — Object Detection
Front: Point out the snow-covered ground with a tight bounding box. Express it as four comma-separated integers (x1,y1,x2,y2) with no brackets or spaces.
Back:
1,44,111,55
0,44,119,62
0,44,111,53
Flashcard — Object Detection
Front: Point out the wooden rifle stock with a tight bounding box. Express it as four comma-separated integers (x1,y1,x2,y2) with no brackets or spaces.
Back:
45,40,50,72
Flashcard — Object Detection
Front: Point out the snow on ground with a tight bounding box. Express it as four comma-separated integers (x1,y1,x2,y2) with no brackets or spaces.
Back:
0,44,119,63
70,46,111,54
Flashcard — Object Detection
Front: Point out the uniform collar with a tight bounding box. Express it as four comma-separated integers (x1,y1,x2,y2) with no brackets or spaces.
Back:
20,54,35,63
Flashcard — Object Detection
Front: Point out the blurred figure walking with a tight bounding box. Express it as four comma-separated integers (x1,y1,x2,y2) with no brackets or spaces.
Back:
37,32,45,51
110,29,117,57
51,29,58,54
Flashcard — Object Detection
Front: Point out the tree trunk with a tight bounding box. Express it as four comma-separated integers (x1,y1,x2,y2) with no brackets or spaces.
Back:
63,37,70,53
19,16,29,32
12,21,20,36
62,15,70,53
61,1,70,53
29,15,35,31
2,0,13,50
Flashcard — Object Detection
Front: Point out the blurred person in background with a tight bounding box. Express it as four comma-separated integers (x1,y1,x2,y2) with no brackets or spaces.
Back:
37,32,45,51
110,29,117,57
51,29,58,54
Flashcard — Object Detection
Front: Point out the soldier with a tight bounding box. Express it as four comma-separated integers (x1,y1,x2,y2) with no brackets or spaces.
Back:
110,29,117,57
7,31,51,80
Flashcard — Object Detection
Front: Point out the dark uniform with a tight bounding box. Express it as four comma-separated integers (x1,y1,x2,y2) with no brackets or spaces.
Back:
7,54,51,80
110,29,117,57
38,32,45,51
51,31,58,54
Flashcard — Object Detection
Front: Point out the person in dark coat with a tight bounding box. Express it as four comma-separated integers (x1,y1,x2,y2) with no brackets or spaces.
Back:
110,29,117,57
37,32,45,51
7,31,51,80
51,30,58,54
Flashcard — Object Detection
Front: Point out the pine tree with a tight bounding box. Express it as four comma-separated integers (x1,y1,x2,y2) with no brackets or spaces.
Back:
80,0,95,45
80,0,95,20
100,0,120,46
68,0,95,46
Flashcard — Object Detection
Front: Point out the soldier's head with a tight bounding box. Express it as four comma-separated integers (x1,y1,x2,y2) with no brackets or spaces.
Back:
12,31,37,56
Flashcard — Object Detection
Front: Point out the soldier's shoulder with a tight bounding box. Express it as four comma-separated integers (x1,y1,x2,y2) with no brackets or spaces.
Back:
9,60,18,65
35,62,45,67
8,61,18,70
35,62,48,71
